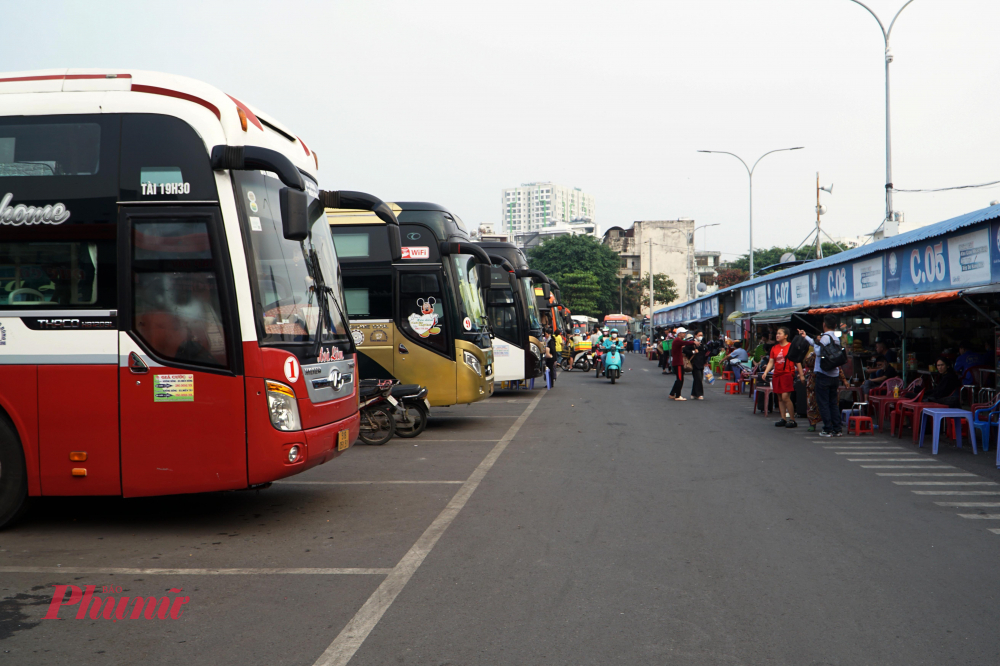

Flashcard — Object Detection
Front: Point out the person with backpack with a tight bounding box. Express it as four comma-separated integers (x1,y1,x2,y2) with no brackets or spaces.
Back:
761,326,805,428
798,314,848,437
668,332,691,401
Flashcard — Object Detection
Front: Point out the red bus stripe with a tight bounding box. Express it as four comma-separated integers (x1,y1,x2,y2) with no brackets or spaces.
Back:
0,73,132,83
226,94,263,131
132,85,221,120
297,136,310,156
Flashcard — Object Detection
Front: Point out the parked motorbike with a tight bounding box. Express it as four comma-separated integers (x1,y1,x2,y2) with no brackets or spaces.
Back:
357,380,397,445
559,348,592,373
390,383,430,438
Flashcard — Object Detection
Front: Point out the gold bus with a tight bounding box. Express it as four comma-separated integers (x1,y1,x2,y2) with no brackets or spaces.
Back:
327,202,493,406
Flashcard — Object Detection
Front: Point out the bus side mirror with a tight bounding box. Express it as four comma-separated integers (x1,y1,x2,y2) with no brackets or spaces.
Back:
388,223,402,262
280,187,309,241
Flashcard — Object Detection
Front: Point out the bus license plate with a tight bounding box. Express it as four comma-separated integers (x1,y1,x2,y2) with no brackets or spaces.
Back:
337,430,350,451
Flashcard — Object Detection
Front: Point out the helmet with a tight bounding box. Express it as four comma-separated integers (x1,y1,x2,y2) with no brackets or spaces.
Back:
610,330,618,338
602,327,609,333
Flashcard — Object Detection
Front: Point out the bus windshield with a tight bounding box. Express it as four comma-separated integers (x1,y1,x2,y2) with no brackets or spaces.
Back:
520,278,542,332
236,171,350,349
450,254,487,332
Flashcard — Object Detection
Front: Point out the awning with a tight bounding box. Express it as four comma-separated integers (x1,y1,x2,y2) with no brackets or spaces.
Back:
726,310,744,322
749,307,809,324
807,291,959,315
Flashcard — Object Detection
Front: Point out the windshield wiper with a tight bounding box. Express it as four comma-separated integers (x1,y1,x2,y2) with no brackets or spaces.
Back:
306,246,336,362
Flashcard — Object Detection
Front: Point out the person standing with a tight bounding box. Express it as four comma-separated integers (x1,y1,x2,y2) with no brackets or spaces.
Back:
640,331,648,355
543,328,558,386
688,332,707,400
799,314,845,437
761,326,804,428
668,332,690,401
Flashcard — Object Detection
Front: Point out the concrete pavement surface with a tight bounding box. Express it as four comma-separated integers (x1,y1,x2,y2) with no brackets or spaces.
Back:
3,352,1000,665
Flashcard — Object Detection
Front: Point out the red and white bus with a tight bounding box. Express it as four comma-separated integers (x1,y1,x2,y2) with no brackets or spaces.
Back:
0,69,393,527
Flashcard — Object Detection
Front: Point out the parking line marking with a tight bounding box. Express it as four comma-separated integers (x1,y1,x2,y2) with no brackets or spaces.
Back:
861,465,956,469
875,473,977,477
894,481,999,486
429,415,519,419
313,390,545,666
824,446,904,449
0,567,392,575
935,502,1000,507
404,439,501,442
836,451,917,455
278,481,464,485
958,514,1000,519
912,490,1000,495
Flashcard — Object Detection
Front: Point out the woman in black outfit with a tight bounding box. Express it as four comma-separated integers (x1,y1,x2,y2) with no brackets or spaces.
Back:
689,332,707,400
923,357,961,407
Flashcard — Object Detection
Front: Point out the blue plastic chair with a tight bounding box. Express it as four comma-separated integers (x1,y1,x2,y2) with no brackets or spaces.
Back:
918,408,978,455
972,399,1000,452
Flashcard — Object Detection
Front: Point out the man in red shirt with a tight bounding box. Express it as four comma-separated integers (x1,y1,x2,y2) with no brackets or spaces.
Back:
761,326,806,428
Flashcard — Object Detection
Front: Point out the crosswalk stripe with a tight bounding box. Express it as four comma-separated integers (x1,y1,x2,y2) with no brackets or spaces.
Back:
894,481,998,486
935,502,1000,507
957,514,1000,519
861,465,956,469
847,458,936,462
912,490,1000,495
835,451,917,455
876,473,977,477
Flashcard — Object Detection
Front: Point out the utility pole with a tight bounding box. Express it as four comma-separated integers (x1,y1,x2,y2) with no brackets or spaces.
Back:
648,239,654,320
816,173,822,259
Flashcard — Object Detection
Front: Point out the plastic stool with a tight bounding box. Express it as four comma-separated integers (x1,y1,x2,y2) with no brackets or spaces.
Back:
842,408,860,424
848,415,874,436
753,386,773,415
724,382,740,395
722,371,734,381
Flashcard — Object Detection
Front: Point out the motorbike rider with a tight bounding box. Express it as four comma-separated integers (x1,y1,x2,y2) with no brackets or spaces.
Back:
601,329,625,376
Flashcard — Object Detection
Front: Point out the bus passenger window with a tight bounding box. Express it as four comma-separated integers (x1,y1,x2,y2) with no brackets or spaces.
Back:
398,272,447,354
131,219,228,368
343,274,392,319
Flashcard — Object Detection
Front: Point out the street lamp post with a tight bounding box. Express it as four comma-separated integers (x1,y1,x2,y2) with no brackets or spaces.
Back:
692,223,720,297
845,0,915,230
698,147,804,275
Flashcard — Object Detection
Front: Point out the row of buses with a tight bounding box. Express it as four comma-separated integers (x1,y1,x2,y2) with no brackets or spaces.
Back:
0,70,558,527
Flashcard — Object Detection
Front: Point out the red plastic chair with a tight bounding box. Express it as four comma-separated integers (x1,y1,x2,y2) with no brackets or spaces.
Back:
867,377,903,430
881,379,924,431
887,388,926,436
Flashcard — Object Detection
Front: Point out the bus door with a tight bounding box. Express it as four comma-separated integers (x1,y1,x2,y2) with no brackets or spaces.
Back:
118,206,246,497
395,267,456,405
485,283,524,382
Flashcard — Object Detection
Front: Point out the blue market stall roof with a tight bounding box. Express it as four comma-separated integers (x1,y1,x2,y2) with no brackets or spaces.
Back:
654,202,1000,318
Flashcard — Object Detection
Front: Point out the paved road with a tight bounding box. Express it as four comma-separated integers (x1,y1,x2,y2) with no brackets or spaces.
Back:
3,353,1000,664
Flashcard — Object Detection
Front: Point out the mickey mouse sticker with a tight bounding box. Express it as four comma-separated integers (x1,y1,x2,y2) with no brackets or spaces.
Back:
407,297,442,337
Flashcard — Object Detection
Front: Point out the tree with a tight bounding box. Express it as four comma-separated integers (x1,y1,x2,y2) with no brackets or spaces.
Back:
527,235,621,314
641,273,678,307
729,243,846,274
716,267,749,288
557,272,602,318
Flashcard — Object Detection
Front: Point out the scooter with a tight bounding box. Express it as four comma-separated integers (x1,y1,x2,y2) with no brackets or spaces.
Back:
357,380,397,445
603,339,625,384
359,379,431,440
559,347,592,372
593,348,605,378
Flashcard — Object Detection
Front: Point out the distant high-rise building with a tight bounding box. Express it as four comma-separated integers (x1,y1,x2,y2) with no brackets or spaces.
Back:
501,182,595,237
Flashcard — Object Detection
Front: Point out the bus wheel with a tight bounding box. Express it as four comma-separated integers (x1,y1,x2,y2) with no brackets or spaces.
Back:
394,402,428,439
0,417,29,530
358,406,396,446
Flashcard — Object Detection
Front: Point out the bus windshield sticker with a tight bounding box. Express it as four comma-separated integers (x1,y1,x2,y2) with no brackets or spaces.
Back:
249,216,262,231
409,298,441,337
401,247,429,260
0,192,71,226
153,374,194,402
352,330,365,346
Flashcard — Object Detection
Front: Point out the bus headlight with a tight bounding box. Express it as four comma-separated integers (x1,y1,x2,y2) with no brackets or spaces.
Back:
266,380,302,431
530,342,541,361
463,350,482,377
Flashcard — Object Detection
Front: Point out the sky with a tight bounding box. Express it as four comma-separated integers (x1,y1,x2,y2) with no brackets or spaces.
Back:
4,0,999,263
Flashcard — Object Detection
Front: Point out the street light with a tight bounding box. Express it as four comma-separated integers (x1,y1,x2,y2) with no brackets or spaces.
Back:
845,0,915,232
698,147,804,275
694,223,720,253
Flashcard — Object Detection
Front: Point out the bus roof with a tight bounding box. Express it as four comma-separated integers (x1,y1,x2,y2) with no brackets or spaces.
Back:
604,314,633,321
0,68,318,182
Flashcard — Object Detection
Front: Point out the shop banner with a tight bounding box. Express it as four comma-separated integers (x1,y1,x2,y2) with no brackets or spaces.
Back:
814,264,853,306
947,226,990,287
853,255,884,300
790,274,810,307
741,287,757,313
754,285,766,312
991,220,1000,284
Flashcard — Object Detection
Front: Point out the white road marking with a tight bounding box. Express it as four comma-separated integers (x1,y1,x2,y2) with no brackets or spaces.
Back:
957,514,1000,519
312,390,545,666
989,529,1000,535
935,502,1000,507
0,566,392,575
824,446,905,450
405,439,500,442
894,481,998,486
278,481,464,485
429,415,519,419
875,473,977,477
836,451,917,455
847,458,937,462
861,465,956,469
912,490,1000,495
